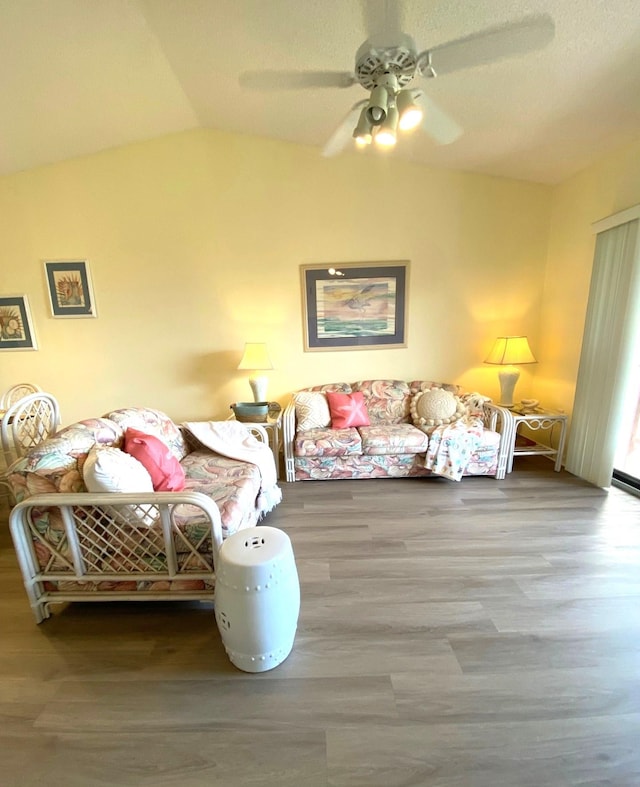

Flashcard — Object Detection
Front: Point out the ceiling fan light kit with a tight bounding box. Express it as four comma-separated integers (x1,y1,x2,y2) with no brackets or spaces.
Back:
239,14,554,159
366,83,390,124
396,90,423,131
355,69,420,150
375,104,399,147
356,86,422,149
353,108,373,147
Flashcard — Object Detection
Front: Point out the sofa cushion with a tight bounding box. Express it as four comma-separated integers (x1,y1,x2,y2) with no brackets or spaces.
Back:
82,446,157,526
104,407,189,461
326,391,370,428
294,391,331,430
352,380,411,424
359,423,429,456
294,426,362,457
179,450,263,537
123,427,186,491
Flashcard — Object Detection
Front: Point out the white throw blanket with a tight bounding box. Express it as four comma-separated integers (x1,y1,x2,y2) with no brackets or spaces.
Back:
182,420,282,517
424,419,483,482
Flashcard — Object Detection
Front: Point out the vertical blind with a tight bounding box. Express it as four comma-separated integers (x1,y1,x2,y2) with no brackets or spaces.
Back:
565,216,640,487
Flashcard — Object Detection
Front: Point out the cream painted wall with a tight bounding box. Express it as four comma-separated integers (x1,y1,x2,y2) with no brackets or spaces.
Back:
535,137,640,413
0,128,551,426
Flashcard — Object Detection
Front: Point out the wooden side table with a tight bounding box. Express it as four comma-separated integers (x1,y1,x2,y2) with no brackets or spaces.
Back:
504,407,568,473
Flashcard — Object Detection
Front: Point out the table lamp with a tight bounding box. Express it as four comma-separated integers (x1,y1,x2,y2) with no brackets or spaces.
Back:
484,335,537,407
237,342,273,402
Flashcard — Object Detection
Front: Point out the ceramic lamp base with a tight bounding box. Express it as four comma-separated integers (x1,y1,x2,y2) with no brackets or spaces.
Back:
498,367,520,408
249,375,268,403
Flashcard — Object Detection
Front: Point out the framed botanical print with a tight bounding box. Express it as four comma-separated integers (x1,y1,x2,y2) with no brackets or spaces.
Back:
0,295,38,350
44,259,97,318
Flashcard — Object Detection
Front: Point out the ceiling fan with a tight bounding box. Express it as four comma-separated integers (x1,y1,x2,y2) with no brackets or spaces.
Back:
239,5,555,157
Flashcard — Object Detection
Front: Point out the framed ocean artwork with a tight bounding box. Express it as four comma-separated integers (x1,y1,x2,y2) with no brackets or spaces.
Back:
300,261,409,352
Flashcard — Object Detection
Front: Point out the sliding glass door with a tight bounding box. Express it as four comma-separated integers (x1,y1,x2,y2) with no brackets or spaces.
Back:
613,350,640,490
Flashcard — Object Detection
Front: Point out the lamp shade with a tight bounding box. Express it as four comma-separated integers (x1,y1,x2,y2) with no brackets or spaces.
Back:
484,336,537,366
237,343,273,371
484,336,537,408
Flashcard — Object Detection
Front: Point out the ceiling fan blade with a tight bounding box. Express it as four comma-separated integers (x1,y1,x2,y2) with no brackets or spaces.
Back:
239,70,356,90
418,95,463,146
419,14,555,77
361,0,403,46
322,101,367,158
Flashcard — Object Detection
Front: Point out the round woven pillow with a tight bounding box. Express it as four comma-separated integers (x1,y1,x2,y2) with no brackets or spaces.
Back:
411,388,467,428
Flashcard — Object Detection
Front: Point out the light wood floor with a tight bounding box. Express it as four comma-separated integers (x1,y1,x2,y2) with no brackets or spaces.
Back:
2,457,640,786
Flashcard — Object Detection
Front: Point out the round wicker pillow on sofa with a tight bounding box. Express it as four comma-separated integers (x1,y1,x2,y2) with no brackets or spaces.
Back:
410,388,467,430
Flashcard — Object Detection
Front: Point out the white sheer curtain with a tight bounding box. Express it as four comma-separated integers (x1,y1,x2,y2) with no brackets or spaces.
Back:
565,213,640,487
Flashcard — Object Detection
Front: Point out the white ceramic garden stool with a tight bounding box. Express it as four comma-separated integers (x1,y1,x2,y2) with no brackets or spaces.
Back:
214,525,300,673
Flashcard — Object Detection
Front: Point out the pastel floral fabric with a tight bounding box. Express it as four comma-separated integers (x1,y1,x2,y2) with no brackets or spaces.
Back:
295,426,362,457
6,418,124,501
305,382,352,394
290,379,500,481
104,407,190,461
352,379,411,424
359,424,429,456
5,408,270,599
179,450,262,535
294,453,429,480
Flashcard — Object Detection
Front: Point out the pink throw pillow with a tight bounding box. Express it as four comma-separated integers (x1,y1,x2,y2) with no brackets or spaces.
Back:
123,427,186,491
326,391,370,428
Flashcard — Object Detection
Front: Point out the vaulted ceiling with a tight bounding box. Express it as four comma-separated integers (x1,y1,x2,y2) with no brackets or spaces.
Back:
2,0,640,183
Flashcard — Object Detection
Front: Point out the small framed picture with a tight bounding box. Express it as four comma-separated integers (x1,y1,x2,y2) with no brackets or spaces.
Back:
44,259,97,318
0,295,38,351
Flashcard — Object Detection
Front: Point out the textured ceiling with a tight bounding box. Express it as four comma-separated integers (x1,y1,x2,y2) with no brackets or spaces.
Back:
1,0,640,183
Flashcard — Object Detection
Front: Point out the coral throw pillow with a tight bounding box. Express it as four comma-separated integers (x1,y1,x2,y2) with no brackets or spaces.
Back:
124,427,186,491
326,391,370,428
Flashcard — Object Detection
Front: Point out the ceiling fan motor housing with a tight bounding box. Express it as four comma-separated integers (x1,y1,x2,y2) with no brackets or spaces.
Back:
354,34,418,91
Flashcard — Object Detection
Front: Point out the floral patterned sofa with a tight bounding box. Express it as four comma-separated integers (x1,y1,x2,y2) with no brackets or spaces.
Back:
283,380,510,483
4,407,277,623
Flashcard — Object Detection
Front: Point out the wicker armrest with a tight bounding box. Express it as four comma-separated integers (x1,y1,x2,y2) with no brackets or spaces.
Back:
482,403,516,479
282,399,297,483
9,491,224,623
